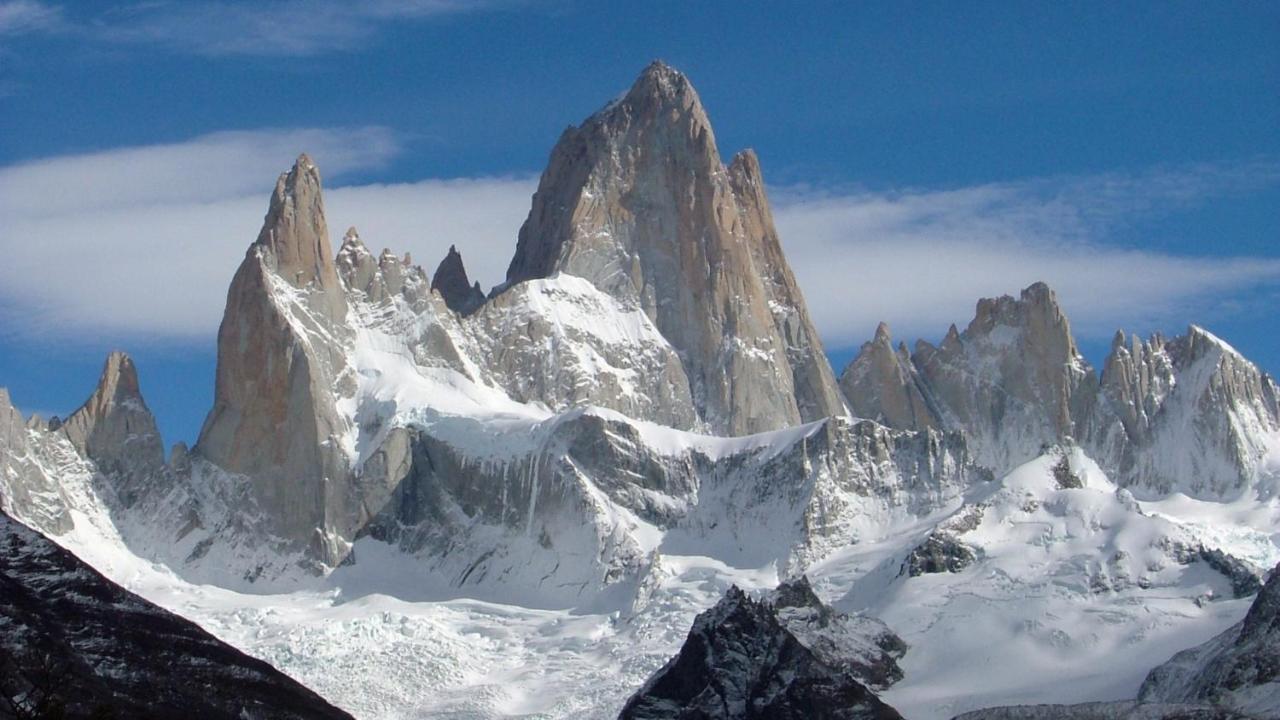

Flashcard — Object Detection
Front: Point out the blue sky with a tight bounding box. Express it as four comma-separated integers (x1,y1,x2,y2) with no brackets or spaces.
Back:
0,0,1277,446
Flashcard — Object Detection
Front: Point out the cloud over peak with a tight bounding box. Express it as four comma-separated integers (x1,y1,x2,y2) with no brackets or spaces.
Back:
0,127,1276,365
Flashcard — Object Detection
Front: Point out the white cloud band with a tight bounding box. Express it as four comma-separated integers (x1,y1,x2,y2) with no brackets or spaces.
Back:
1,127,1275,359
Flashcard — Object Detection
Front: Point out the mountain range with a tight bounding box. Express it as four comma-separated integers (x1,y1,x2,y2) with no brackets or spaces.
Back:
1,61,1277,719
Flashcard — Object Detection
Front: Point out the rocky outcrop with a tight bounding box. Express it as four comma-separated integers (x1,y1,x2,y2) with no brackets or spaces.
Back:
57,351,165,507
912,282,1097,472
505,60,845,435
1139,563,1280,716
0,510,354,720
431,244,486,315
195,154,356,567
338,227,434,307
900,532,977,576
768,576,907,691
618,585,903,719
839,284,1280,500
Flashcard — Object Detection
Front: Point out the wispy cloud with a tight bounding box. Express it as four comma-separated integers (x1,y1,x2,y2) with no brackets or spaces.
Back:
0,0,61,36
772,163,1280,351
4,1,505,55
0,127,532,340
1,129,1276,357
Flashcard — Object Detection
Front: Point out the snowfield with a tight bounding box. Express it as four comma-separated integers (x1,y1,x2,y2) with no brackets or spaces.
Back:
16,417,1275,720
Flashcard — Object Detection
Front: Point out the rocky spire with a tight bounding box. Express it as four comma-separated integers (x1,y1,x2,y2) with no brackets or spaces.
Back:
256,154,346,322
196,154,356,567
504,60,845,435
59,352,165,505
431,245,485,315
839,322,941,431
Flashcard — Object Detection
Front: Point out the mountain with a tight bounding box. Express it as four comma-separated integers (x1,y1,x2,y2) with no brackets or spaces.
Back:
0,509,353,720
506,60,846,436
618,584,903,719
195,153,357,567
840,284,1280,500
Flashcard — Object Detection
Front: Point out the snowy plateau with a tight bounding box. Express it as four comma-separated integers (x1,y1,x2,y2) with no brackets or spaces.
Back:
2,61,1279,720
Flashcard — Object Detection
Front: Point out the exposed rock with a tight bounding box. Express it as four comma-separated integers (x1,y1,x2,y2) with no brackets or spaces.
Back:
1139,562,1280,716
1084,326,1280,500
464,275,699,429
58,351,165,507
505,60,845,435
431,244,486,314
195,153,356,567
767,576,907,691
0,510,353,720
901,532,977,576
337,227,433,308
354,409,976,607
841,322,941,431
618,585,903,719
840,284,1280,500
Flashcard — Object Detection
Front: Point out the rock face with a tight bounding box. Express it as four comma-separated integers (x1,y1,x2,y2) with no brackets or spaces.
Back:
912,283,1095,472
1084,327,1280,500
354,409,976,607
431,244,486,314
839,283,1280,500
465,276,700,429
505,60,845,435
195,154,356,566
57,351,165,507
1139,563,1280,716
618,585,903,719
0,510,354,720
840,322,941,432
767,576,907,691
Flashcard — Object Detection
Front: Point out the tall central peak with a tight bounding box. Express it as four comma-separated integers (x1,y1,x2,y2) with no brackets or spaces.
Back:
504,62,846,435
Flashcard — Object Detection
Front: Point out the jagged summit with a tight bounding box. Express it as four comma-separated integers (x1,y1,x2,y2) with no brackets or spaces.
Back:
504,61,845,435
841,280,1280,499
256,154,342,303
197,153,355,566
59,351,165,505
431,244,485,315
